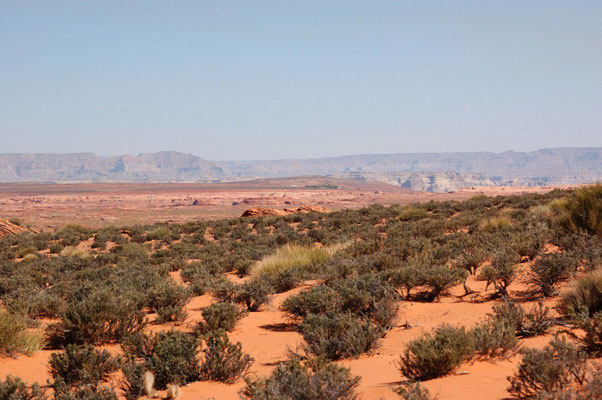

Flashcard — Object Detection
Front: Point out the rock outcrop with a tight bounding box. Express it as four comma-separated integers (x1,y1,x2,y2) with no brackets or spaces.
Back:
0,219,32,237
241,205,330,217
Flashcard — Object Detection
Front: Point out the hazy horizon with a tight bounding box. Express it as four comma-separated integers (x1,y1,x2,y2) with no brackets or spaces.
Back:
2,1,601,160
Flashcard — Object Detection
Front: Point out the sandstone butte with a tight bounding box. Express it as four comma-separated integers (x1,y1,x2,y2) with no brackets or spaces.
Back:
241,205,330,217
0,219,32,238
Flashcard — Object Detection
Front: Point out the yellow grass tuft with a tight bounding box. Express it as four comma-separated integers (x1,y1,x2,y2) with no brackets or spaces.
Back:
0,311,45,356
479,216,511,232
60,246,90,258
252,242,351,276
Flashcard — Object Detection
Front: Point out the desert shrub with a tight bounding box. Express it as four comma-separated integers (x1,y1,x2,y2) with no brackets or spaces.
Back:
479,249,520,297
234,278,273,311
560,183,602,236
49,242,64,254
471,318,518,358
511,231,546,260
240,357,361,400
574,313,602,356
197,302,242,333
122,330,201,390
16,246,38,259
422,265,466,301
393,381,432,400
557,270,602,319
48,344,121,387
282,285,343,318
528,253,578,297
262,266,305,293
200,331,253,383
0,310,44,356
49,287,146,345
147,279,191,323
0,375,47,400
398,324,475,381
490,301,553,338
119,357,146,400
53,383,118,400
508,336,588,400
299,312,382,360
211,279,240,303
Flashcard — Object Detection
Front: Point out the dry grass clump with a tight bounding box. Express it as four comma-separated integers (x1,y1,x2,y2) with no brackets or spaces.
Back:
561,183,602,236
251,242,349,276
60,245,90,258
0,310,45,356
479,216,512,232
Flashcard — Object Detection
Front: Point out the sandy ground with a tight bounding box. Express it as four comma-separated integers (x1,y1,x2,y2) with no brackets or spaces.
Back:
0,179,577,399
0,179,563,231
0,272,567,400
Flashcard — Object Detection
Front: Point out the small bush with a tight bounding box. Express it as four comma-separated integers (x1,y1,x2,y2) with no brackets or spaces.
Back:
0,310,45,356
49,288,146,345
241,357,361,400
575,312,602,356
529,254,577,297
200,331,253,383
394,381,432,400
0,376,47,400
119,357,147,400
472,318,518,358
281,285,342,318
508,336,588,400
147,280,191,323
198,302,242,333
479,250,520,297
299,312,382,360
557,270,602,319
49,344,121,387
122,330,201,390
234,278,273,311
398,324,475,381
491,301,553,338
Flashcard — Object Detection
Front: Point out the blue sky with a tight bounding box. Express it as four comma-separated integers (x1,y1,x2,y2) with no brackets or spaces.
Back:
1,1,601,160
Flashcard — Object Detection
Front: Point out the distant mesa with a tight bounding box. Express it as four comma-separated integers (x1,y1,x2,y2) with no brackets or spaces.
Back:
0,147,600,193
241,205,330,218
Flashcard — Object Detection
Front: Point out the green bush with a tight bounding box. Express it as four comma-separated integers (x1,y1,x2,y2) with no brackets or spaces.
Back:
281,285,342,318
241,357,361,400
119,357,147,400
0,310,44,356
0,376,47,400
234,278,273,311
490,301,553,338
471,319,517,358
49,287,146,345
575,312,602,356
508,336,588,400
558,270,602,319
398,324,475,380
147,280,191,323
49,344,121,388
528,253,577,297
200,331,253,383
197,302,242,333
299,312,382,360
479,250,520,297
122,330,201,390
394,381,432,400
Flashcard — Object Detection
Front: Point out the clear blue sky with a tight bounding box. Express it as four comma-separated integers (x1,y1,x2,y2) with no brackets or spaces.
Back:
1,1,601,160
